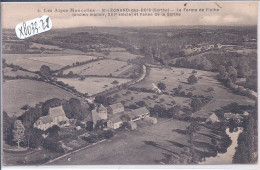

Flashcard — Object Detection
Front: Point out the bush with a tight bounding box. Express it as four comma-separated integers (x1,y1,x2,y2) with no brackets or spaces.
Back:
157,82,166,90
21,104,30,110
102,130,114,139
43,138,64,153
188,75,198,84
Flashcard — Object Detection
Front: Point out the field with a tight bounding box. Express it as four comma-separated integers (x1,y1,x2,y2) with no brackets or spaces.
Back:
134,66,255,118
57,77,131,96
110,90,190,110
27,55,97,67
30,43,63,50
3,79,76,117
3,54,97,72
48,119,218,165
106,51,142,61
63,59,136,77
3,67,38,78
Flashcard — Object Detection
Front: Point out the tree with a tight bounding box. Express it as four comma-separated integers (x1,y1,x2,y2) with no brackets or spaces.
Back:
228,66,237,82
187,75,198,84
12,120,25,148
186,121,201,163
94,95,112,106
3,111,14,144
136,100,146,107
237,61,250,78
69,98,84,119
20,104,42,129
21,104,30,110
62,100,73,119
40,65,51,76
46,125,60,140
190,98,202,112
24,128,44,148
42,98,62,116
233,141,249,164
112,80,119,85
157,82,166,90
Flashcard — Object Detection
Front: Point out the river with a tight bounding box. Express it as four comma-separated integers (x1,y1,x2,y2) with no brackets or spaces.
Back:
199,127,243,164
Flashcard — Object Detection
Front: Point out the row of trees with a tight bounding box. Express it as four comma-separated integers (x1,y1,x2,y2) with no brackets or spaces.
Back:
233,103,257,164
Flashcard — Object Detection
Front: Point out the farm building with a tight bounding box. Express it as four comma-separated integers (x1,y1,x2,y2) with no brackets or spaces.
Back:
107,117,123,129
206,113,220,123
95,104,107,120
107,103,124,115
85,109,102,130
126,111,139,122
49,106,69,125
224,113,243,123
144,117,157,124
131,107,150,120
34,116,54,131
128,121,137,130
34,106,69,131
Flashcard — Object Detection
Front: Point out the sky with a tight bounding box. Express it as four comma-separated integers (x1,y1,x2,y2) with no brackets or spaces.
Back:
1,1,258,29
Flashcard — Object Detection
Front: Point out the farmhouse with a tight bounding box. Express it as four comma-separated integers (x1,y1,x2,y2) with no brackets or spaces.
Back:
131,107,150,120
95,104,107,120
126,111,139,122
34,106,69,131
107,117,123,129
49,106,69,125
86,109,102,129
34,116,53,131
107,102,124,115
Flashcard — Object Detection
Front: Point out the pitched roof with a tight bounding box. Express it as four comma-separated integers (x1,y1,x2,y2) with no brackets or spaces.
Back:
90,110,102,123
127,111,137,119
132,107,149,117
208,113,219,122
108,103,124,110
97,104,107,112
38,116,53,124
109,116,122,123
49,106,66,118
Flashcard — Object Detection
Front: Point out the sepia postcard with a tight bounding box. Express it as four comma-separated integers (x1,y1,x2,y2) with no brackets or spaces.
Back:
1,1,258,168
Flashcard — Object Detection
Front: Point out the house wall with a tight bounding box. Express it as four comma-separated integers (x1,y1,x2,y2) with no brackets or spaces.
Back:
107,120,122,129
98,111,107,120
108,107,124,115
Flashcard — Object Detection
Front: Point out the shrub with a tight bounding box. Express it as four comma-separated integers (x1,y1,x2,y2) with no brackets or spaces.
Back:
43,138,64,153
102,130,114,139
21,104,30,110
188,75,198,84
157,82,166,90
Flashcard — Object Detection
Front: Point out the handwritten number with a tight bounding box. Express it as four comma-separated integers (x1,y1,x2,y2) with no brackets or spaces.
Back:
23,22,27,36
45,17,50,29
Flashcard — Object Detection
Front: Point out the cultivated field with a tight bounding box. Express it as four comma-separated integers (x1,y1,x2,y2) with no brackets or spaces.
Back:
134,67,255,118
30,43,63,50
110,90,190,110
63,59,136,77
106,51,142,61
57,77,131,96
48,119,218,165
27,55,97,67
3,79,76,117
3,67,38,78
3,54,97,72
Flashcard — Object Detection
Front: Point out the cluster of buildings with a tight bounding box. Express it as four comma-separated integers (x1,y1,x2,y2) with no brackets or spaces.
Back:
86,102,150,130
206,111,247,124
34,106,70,131
34,102,150,131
